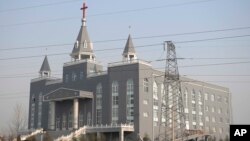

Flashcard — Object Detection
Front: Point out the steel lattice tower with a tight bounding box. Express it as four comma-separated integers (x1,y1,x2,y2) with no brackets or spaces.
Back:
158,41,186,141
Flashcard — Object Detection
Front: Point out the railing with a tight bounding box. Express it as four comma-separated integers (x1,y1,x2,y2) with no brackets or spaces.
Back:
55,123,134,141
87,71,108,77
108,59,151,67
85,123,134,129
64,59,100,67
31,76,61,83
20,128,44,141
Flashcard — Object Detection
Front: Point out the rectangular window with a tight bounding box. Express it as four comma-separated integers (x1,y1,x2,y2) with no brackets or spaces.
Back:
72,72,77,81
192,103,196,111
143,112,149,117
217,95,222,102
65,74,69,83
204,93,208,100
192,114,197,121
212,117,216,122
211,107,215,113
143,99,148,105
205,116,209,122
80,71,84,80
143,79,149,92
205,106,209,112
112,96,119,105
211,94,215,101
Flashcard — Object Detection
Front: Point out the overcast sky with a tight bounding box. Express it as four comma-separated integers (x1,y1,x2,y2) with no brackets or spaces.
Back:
0,0,250,131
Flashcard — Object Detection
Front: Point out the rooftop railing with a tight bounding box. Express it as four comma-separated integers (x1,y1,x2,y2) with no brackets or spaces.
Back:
108,59,151,67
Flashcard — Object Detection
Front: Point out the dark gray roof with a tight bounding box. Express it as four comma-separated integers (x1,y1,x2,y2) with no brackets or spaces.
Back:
40,56,51,72
71,25,93,56
123,34,136,55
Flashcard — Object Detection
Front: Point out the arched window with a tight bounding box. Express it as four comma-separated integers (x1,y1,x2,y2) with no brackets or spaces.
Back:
153,81,158,100
83,40,88,48
112,81,119,124
153,81,158,126
126,79,134,123
96,83,102,124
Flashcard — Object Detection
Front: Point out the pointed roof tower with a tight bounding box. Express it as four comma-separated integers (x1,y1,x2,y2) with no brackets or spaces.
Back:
70,2,95,61
122,34,137,61
39,55,51,77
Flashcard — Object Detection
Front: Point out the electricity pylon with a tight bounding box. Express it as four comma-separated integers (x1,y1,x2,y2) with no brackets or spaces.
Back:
158,41,186,141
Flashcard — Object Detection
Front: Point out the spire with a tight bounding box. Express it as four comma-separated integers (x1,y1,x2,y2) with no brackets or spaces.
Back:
70,2,95,61
39,55,51,77
123,34,137,61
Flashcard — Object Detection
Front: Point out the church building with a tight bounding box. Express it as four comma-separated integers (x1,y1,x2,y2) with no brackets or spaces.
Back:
28,2,232,141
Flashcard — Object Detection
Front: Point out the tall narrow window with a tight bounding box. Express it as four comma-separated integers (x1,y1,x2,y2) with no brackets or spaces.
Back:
198,91,202,102
83,40,88,48
79,112,84,127
68,111,73,129
191,89,196,101
153,81,158,126
96,83,102,125
80,71,84,80
143,78,149,92
37,93,43,128
62,113,67,130
65,74,69,83
211,94,215,101
184,88,188,108
30,95,35,129
126,79,134,123
112,81,119,124
72,72,77,81
161,84,166,123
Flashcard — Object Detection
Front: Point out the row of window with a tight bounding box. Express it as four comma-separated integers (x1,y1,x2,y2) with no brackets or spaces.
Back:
65,71,84,83
30,93,43,129
184,88,229,104
110,79,134,124
205,116,230,123
54,112,91,130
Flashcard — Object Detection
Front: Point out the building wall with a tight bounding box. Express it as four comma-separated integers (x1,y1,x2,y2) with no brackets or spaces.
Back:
28,61,231,141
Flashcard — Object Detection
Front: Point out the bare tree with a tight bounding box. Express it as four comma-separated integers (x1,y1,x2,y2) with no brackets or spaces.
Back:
8,103,27,137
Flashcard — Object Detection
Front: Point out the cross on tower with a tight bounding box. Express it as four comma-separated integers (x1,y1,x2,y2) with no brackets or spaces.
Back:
80,2,88,19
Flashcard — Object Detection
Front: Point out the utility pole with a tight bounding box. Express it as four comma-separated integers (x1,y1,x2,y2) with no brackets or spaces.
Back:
158,41,186,141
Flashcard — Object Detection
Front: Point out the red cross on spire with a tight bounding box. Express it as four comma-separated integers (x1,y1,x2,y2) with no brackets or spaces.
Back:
80,2,88,19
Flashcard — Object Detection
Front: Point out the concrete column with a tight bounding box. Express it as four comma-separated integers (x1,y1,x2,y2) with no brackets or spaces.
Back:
49,101,55,130
119,129,124,141
73,98,79,129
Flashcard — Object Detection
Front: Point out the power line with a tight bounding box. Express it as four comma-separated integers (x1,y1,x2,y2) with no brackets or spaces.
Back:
1,60,250,78
1,26,250,51
1,33,250,61
0,0,81,13
0,0,215,27
175,34,250,44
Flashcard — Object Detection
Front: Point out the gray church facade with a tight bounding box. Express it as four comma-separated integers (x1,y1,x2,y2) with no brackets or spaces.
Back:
28,3,232,141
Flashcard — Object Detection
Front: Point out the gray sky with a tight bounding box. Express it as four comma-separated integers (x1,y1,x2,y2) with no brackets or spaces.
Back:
0,0,250,131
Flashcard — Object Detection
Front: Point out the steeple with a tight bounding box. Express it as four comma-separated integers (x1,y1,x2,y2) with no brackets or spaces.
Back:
122,34,137,61
39,55,51,77
70,2,95,61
